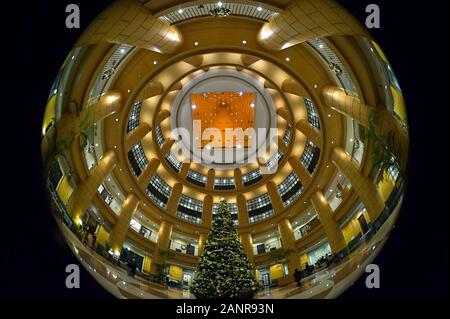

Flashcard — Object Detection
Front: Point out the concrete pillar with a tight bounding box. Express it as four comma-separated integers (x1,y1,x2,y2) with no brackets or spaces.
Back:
179,162,191,180
257,0,368,50
288,156,312,186
234,168,244,191
311,191,347,254
237,194,249,227
198,233,208,256
202,195,213,228
278,218,300,279
150,221,173,275
266,181,284,214
137,158,160,188
125,123,151,151
108,193,139,253
160,139,175,156
240,232,254,265
67,150,117,221
155,110,171,125
206,169,215,191
296,119,321,147
166,183,183,215
331,147,385,222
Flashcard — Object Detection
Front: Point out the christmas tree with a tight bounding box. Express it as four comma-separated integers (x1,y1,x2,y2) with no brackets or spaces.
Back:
191,199,258,298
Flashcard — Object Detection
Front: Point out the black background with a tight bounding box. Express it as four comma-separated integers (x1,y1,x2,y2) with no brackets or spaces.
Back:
0,0,448,305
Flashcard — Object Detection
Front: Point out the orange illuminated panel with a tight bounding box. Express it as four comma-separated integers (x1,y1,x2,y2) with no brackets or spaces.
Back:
191,92,255,148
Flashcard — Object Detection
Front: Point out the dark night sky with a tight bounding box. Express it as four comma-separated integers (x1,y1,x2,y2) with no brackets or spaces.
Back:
0,0,447,303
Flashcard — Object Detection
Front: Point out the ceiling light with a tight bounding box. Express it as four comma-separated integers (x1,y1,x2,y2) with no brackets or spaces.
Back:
127,89,131,93
153,60,158,65
115,118,119,122
319,44,324,49
328,114,331,118
285,57,290,62
242,40,247,45
192,104,197,109
257,6,263,11
194,41,199,46
250,103,255,108
178,9,183,14
217,1,223,7
314,84,318,89
120,49,125,53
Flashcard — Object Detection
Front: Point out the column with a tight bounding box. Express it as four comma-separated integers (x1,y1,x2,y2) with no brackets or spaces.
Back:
322,86,373,126
278,219,300,280
311,191,347,254
108,193,139,254
67,150,117,221
288,156,312,186
296,119,321,146
277,136,288,153
179,162,191,180
282,78,308,98
166,183,183,215
266,181,284,214
276,107,292,123
331,147,385,222
155,110,171,125
202,195,213,228
234,168,244,191
137,158,160,188
91,90,123,123
160,139,175,156
257,0,368,50
125,123,151,151
206,168,215,191
239,232,254,265
198,233,208,256
75,0,183,54
237,194,249,227
150,221,173,275
57,91,123,143
137,81,164,102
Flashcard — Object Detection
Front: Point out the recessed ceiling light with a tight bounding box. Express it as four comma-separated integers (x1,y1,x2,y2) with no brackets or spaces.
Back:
250,103,255,107
285,57,290,62
242,40,247,45
127,89,131,93
120,49,125,53
115,118,119,122
178,9,183,14
217,1,223,7
257,6,263,11
314,84,318,89
153,61,158,65
192,104,197,109
114,145,117,149
95,143,99,147
328,114,331,118
194,41,199,46
319,44,324,49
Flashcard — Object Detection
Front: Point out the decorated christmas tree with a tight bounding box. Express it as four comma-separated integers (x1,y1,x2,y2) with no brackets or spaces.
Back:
191,199,258,298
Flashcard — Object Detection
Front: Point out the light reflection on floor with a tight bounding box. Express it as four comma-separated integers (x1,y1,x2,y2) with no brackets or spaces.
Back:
59,203,400,299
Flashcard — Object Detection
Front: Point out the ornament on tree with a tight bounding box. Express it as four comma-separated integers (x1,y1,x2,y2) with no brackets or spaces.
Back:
191,199,258,298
